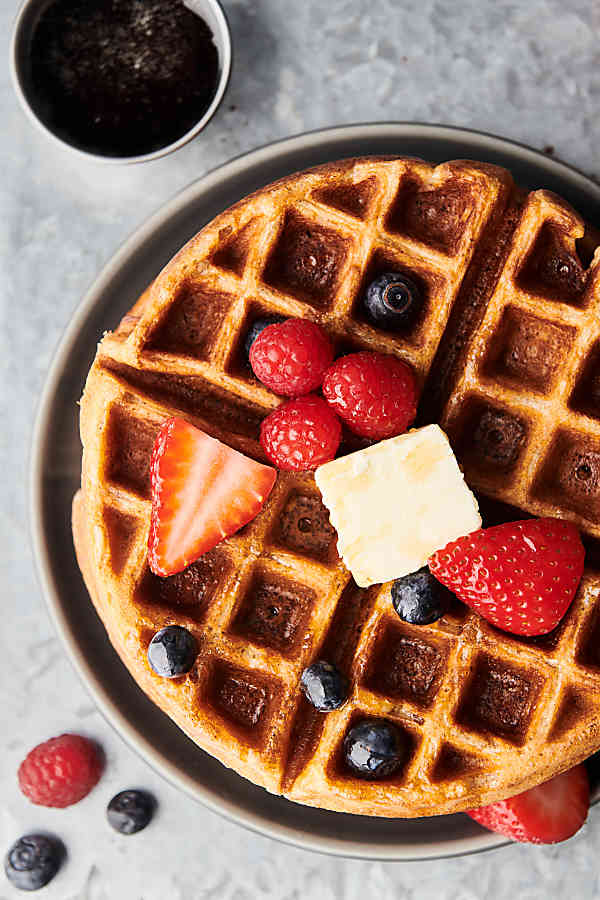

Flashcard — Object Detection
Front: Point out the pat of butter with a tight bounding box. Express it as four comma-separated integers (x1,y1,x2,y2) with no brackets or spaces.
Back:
315,424,481,587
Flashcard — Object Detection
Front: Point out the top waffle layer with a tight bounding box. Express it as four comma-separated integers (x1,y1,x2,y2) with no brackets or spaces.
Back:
73,157,600,817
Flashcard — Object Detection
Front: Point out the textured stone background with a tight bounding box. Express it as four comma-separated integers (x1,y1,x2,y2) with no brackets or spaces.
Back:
3,0,600,896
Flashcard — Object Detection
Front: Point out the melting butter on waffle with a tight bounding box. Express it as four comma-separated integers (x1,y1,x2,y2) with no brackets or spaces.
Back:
315,425,481,587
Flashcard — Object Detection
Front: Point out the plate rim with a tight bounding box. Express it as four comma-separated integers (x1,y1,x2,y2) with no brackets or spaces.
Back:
29,122,600,861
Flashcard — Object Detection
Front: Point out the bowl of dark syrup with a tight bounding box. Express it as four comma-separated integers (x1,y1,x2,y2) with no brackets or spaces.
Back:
10,0,232,163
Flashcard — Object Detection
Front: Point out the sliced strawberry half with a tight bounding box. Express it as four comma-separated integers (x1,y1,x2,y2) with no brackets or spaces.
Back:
467,764,589,844
428,517,584,636
148,418,276,576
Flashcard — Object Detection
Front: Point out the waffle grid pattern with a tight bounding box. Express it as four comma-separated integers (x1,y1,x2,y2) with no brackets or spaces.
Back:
76,158,600,816
443,190,600,540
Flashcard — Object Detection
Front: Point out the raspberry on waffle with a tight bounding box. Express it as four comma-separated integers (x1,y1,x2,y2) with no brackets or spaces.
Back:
73,157,600,817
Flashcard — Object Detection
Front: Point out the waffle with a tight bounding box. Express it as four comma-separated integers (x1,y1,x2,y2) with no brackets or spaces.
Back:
73,156,600,817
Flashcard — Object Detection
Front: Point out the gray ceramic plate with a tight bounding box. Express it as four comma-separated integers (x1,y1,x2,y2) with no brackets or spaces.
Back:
30,123,600,860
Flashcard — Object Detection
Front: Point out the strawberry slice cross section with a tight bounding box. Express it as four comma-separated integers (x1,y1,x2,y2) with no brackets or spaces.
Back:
429,517,584,636
148,417,277,577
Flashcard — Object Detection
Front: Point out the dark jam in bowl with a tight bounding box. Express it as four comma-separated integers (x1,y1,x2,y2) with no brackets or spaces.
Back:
28,0,220,157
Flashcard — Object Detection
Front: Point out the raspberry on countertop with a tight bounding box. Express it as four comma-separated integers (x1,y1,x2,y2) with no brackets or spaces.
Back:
18,733,104,808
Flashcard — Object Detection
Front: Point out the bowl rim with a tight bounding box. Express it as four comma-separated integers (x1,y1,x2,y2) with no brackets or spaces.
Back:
29,122,600,859
9,0,233,165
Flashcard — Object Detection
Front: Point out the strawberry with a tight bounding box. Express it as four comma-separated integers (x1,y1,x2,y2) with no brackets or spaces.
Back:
467,764,589,844
428,518,584,636
148,418,276,576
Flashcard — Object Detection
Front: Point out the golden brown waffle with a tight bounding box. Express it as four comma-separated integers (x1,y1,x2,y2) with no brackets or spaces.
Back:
73,157,600,817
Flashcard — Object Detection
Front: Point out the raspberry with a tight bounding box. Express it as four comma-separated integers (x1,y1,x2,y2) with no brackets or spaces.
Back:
18,734,104,808
260,395,341,471
322,351,417,440
249,318,334,396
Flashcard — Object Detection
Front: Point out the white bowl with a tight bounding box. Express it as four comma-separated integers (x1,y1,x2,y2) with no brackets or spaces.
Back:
10,0,232,164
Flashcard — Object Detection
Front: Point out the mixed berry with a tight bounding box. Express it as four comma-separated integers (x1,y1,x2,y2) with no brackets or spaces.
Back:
5,715,591,889
146,302,421,575
8,733,156,890
243,303,420,470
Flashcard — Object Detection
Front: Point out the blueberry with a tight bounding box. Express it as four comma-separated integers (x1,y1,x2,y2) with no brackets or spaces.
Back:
391,567,449,625
363,272,421,329
147,625,197,678
107,789,155,835
244,316,286,360
300,660,348,711
4,834,63,891
343,718,405,779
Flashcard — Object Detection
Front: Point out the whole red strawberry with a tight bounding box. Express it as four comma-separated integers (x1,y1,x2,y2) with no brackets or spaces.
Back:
260,394,341,471
322,351,417,440
468,764,589,844
18,734,104,808
249,318,334,396
429,517,584,636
